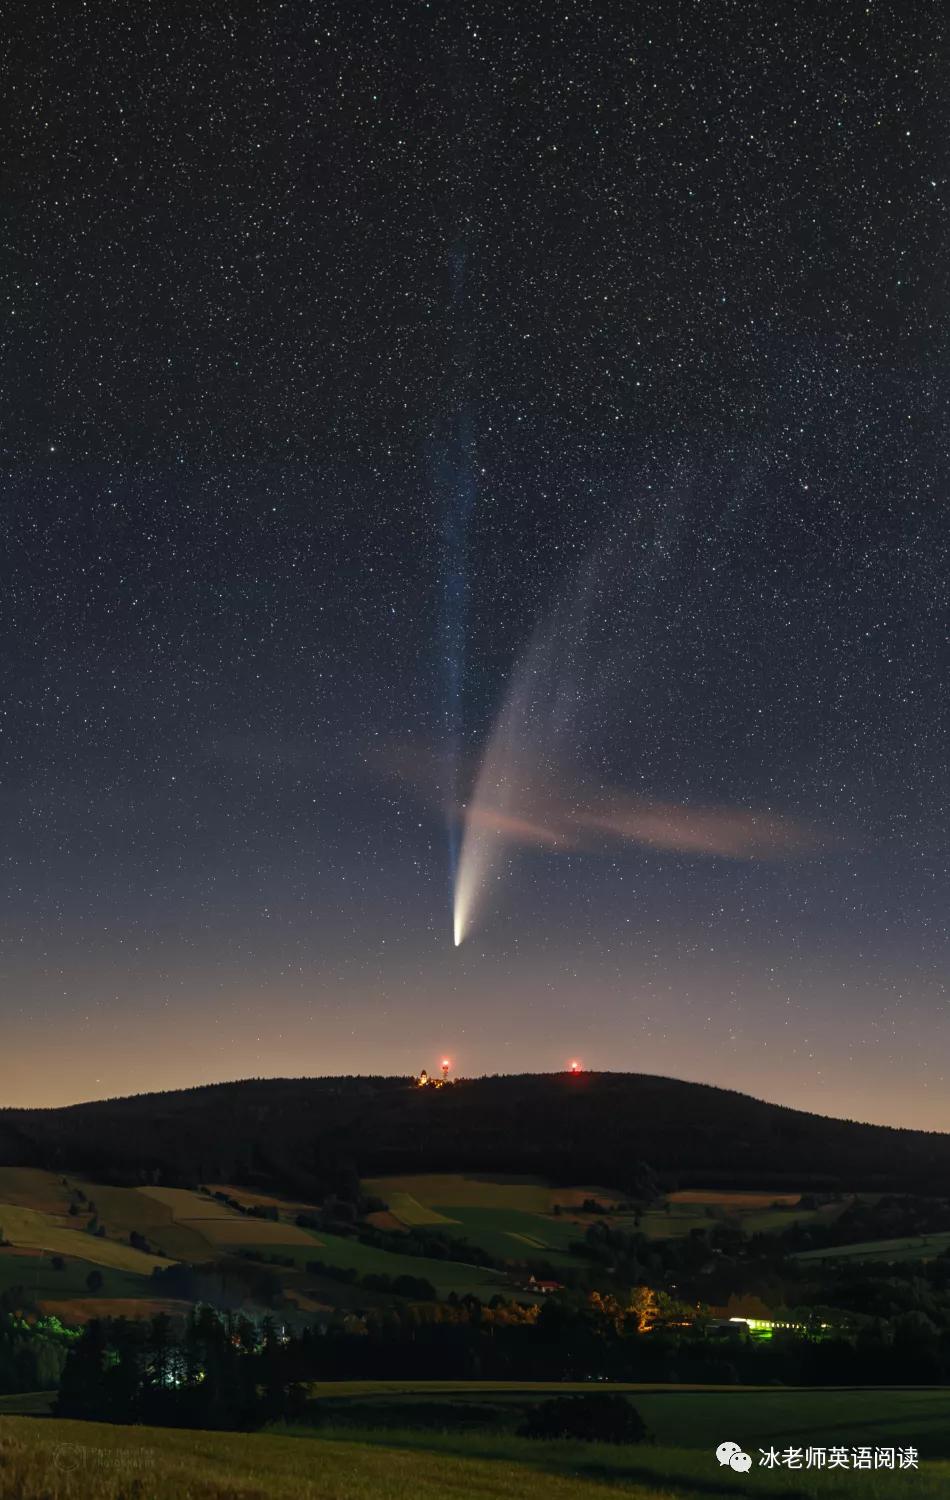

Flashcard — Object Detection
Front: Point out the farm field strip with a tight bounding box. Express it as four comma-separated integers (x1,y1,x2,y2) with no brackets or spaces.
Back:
795,1232,950,1263
0,1169,74,1215
0,1204,171,1272
433,1205,583,1262
204,1184,321,1215
279,1228,520,1299
363,1174,622,1213
667,1190,802,1206
139,1186,248,1218
69,1182,213,1262
137,1185,318,1247
38,1296,192,1324
382,1191,458,1226
0,1249,153,1300
184,1216,319,1247
362,1174,828,1260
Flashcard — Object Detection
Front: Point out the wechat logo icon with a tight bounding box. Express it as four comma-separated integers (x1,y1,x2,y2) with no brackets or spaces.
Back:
716,1441,752,1473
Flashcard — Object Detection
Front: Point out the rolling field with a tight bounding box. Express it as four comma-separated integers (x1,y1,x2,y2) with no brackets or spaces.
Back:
184,1216,321,1247
377,1191,457,1226
0,1416,651,1499
0,1172,529,1313
433,1205,584,1263
5,1403,950,1499
363,1173,833,1258
205,1184,322,1215
69,1181,212,1262
0,1205,171,1273
0,1249,153,1301
3,1389,943,1499
363,1173,621,1266
37,1296,193,1325
139,1186,239,1217
667,1190,802,1207
795,1232,950,1264
266,1228,518,1300
0,1172,322,1264
0,1171,211,1270
0,1170,73,1216
637,1196,840,1240
659,1189,838,1238
363,1173,622,1213
139,1185,319,1247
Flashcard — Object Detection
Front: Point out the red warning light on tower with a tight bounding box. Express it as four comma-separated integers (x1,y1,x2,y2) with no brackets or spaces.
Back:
441,1058,451,1081
569,1059,582,1074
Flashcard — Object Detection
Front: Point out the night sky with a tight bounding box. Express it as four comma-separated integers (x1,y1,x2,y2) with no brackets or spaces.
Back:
4,4,948,1125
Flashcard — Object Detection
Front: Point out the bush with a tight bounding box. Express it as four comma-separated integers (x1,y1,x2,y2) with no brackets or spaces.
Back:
518,1393,650,1444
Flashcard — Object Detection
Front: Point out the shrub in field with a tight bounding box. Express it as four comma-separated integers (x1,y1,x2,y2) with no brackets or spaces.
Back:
517,1393,649,1444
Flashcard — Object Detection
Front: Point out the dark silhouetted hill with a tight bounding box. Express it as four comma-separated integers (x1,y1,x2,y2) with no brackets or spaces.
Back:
2,1072,948,1199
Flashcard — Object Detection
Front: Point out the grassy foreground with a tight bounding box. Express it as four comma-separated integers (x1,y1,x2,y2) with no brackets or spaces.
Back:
2,1395,950,1499
0,1416,666,1499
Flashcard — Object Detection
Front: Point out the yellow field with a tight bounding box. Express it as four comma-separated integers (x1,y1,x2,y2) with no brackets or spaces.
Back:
0,1169,73,1216
205,1184,321,1216
69,1183,212,1262
38,1297,192,1324
363,1174,622,1212
139,1187,237,1218
0,1204,171,1273
668,1190,801,1207
285,1287,334,1315
139,1186,319,1247
0,1175,208,1263
379,1191,458,1226
185,1217,320,1247
364,1209,406,1232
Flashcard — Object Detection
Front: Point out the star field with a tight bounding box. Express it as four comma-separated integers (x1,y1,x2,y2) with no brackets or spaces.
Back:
2,2,948,1124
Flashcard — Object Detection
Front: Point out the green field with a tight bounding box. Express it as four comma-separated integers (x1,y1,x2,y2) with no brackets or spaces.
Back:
638,1197,837,1240
363,1172,618,1269
0,1249,152,1301
255,1227,519,1300
300,1379,950,1455
2,1385,948,1499
0,1165,888,1328
795,1232,950,1264
0,1169,546,1315
363,1173,833,1260
0,1391,56,1415
378,1191,457,1226
364,1173,621,1214
430,1204,585,1263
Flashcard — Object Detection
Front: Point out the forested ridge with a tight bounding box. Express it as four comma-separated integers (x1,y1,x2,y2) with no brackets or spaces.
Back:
1,1072,947,1198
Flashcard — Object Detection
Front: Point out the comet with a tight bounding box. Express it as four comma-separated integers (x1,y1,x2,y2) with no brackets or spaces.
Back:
451,523,825,947
453,570,585,946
